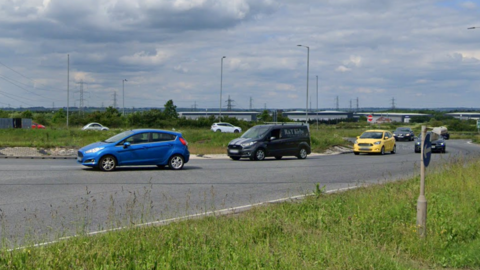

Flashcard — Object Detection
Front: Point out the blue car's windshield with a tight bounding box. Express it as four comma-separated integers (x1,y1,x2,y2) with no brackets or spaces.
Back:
241,126,270,139
104,130,135,143
360,132,384,139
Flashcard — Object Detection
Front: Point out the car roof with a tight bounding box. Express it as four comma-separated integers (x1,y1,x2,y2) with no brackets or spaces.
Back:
364,129,389,132
129,129,182,136
254,124,309,129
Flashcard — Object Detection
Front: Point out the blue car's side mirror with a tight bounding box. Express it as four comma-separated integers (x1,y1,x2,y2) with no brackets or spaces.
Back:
123,142,131,149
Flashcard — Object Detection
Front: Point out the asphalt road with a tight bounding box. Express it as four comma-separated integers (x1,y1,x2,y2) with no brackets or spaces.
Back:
0,139,479,247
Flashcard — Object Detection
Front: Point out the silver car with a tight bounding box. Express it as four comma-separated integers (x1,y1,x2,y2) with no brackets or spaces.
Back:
82,122,109,131
211,122,242,133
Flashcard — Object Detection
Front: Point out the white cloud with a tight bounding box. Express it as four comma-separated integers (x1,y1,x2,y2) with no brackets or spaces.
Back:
119,50,170,65
336,66,351,72
1,0,480,109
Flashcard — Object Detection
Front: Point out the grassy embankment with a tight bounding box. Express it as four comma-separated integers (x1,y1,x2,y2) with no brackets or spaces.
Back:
0,127,362,154
1,159,479,269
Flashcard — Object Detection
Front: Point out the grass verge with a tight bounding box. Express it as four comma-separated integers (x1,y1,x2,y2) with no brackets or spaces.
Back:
0,127,358,154
1,160,479,269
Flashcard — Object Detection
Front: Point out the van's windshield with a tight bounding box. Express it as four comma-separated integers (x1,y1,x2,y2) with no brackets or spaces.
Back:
241,126,271,139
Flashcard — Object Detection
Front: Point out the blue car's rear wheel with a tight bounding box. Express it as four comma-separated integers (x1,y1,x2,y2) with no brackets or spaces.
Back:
169,155,185,170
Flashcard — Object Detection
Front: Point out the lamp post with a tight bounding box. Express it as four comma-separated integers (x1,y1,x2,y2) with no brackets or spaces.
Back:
316,75,318,130
219,56,226,121
122,79,127,116
297,45,309,123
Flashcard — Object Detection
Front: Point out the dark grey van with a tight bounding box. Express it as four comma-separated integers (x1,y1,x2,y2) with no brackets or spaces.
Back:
227,124,311,161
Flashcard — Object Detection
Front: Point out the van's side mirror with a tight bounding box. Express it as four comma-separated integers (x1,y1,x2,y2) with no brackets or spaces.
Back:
270,136,276,141
123,142,131,149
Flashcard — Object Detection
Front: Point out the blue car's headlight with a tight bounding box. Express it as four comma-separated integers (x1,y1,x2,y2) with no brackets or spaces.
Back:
86,147,104,154
373,141,382,145
416,142,421,145
241,141,256,147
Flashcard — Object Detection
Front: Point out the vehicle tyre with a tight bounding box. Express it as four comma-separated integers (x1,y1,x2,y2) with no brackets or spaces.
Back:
354,152,359,155
216,129,221,133
234,129,240,133
380,146,385,155
275,156,282,160
391,145,396,154
252,149,266,161
442,147,446,154
99,155,117,171
415,150,420,153
297,147,308,159
230,156,241,160
168,155,185,170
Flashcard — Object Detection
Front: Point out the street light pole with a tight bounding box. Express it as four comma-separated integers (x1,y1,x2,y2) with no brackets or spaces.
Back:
297,45,309,124
67,54,69,128
219,56,226,121
316,75,318,130
122,79,127,116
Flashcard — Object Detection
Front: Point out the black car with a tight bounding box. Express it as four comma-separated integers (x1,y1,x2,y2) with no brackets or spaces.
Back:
393,127,415,141
227,124,311,161
414,132,446,153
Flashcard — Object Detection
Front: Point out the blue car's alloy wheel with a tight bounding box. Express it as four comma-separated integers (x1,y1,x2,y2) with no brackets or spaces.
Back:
169,155,184,170
99,155,116,171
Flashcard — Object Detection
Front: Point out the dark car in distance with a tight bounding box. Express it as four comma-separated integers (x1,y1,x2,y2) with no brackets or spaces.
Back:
414,132,446,153
393,127,415,141
227,124,311,161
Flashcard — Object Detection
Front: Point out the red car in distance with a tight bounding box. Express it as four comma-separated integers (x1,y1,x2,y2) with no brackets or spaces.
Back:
32,122,46,129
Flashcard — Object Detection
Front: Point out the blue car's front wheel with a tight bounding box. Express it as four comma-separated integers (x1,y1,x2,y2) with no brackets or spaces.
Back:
99,155,117,171
169,155,185,170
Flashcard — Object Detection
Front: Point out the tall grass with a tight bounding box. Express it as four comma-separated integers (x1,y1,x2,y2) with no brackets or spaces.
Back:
0,126,359,154
2,160,479,269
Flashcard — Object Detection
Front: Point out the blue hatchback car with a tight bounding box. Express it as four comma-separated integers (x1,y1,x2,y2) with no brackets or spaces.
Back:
77,129,190,171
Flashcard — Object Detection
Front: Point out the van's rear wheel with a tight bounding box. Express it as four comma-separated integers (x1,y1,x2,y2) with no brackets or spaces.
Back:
297,147,308,159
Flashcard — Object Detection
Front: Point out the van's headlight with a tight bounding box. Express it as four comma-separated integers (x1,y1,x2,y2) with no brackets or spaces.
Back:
373,141,382,145
241,141,256,147
86,147,104,154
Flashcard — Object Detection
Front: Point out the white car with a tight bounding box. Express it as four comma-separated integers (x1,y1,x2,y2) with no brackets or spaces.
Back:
82,122,109,131
211,123,242,133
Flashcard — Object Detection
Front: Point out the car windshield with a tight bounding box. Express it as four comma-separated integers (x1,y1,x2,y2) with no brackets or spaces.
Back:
395,128,410,132
360,132,384,139
241,126,270,139
104,130,135,143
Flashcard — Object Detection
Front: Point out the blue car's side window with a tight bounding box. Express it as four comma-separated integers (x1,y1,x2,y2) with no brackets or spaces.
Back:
125,133,149,144
151,132,176,142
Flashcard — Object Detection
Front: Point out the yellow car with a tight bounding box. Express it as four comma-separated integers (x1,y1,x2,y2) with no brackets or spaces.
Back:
353,129,396,155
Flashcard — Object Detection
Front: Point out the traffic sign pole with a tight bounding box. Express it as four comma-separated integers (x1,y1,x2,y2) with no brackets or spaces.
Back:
417,125,428,237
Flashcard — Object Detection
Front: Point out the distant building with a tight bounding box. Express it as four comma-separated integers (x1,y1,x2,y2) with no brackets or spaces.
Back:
0,118,32,129
178,111,259,121
283,110,353,121
445,112,480,120
355,112,430,124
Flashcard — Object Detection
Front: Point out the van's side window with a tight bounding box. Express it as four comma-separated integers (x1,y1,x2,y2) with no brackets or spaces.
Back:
283,127,308,138
271,129,281,139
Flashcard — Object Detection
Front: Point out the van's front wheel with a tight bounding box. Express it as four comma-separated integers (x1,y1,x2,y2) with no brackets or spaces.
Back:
251,149,265,161
297,147,308,159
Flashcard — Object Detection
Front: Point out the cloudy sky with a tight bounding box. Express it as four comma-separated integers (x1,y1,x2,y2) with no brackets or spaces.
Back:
1,0,480,111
